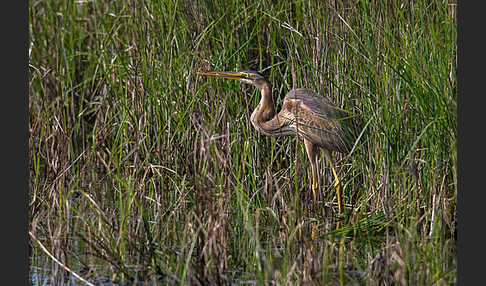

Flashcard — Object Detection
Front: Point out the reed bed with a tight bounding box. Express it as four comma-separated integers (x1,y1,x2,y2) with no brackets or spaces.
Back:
29,0,456,284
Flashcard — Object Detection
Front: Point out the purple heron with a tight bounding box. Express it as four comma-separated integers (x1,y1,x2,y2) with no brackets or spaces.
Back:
197,70,356,213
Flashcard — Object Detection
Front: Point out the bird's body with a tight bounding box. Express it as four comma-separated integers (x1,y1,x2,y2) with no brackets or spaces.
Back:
197,70,356,212
252,88,353,154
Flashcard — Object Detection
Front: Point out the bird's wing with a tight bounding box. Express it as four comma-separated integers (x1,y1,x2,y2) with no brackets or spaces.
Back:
283,88,348,123
281,88,356,153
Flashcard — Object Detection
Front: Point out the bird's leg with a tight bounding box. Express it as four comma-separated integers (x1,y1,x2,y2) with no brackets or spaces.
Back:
304,139,320,240
304,139,319,212
313,172,318,206
311,168,318,212
331,163,342,214
325,152,343,214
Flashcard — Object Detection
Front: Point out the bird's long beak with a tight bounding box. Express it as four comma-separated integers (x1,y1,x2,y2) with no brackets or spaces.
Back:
196,71,247,80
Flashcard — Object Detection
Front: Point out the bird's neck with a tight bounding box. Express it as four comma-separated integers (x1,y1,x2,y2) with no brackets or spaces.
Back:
250,81,285,136
251,83,275,124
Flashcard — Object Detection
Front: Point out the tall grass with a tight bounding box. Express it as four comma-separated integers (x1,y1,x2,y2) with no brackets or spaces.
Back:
29,0,456,284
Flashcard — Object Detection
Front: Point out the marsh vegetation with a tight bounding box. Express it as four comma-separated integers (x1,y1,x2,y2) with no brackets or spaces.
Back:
29,0,457,284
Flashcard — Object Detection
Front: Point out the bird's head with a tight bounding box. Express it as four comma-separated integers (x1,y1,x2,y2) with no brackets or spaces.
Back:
197,70,269,89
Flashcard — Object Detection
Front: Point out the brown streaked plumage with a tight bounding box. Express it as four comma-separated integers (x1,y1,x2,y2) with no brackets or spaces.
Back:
197,70,357,213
